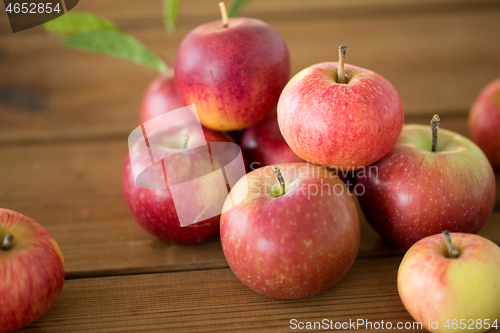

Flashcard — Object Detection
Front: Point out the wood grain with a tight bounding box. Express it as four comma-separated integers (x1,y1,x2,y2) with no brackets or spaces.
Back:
2,3,499,331
1,114,499,278
21,256,427,333
2,0,498,31
0,138,230,278
1,7,500,143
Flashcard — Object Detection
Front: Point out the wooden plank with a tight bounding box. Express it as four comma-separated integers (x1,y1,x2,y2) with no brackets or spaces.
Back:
1,8,500,143
183,0,499,20
21,256,427,333
2,0,498,32
1,117,499,277
0,139,231,278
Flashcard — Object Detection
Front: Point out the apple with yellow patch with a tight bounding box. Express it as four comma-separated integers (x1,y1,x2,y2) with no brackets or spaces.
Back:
398,231,500,333
174,3,289,131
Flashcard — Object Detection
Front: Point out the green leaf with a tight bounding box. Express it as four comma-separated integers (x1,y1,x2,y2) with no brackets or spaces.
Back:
63,31,170,74
227,0,253,17
163,0,180,33
43,11,121,38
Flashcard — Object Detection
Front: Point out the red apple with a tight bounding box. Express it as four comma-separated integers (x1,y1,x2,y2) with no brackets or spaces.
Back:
140,74,186,124
241,113,303,170
469,78,500,171
357,118,496,248
174,4,290,131
278,46,404,170
241,114,355,187
122,123,236,244
398,231,500,333
220,163,360,299
0,208,65,333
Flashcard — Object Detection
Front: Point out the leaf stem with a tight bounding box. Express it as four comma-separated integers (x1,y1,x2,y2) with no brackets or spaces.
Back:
1,234,14,251
442,230,460,258
272,166,285,196
431,114,440,152
219,2,229,28
337,45,347,84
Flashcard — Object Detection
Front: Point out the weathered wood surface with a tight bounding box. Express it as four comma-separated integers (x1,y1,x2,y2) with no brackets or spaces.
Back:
1,1,499,331
1,4,500,143
23,256,425,333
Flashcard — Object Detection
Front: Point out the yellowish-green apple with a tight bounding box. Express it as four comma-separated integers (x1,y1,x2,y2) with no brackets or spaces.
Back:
398,232,500,333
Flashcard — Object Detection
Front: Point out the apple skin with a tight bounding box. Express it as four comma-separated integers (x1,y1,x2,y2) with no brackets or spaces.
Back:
277,62,404,170
357,125,496,249
240,114,355,186
140,74,186,124
241,114,303,170
469,78,500,171
174,17,290,131
398,233,500,333
220,163,360,299
122,127,233,244
0,208,65,333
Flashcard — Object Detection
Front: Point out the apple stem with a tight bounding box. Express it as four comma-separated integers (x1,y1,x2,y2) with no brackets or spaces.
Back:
1,234,14,251
182,134,189,150
431,114,440,152
337,46,347,84
219,2,229,28
442,230,460,258
272,166,286,196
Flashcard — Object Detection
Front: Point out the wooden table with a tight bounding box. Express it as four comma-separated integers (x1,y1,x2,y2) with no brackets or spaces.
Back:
1,0,500,331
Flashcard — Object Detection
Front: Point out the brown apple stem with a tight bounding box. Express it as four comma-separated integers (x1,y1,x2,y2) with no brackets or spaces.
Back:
431,114,440,152
337,45,347,84
442,230,460,258
182,134,189,150
1,234,14,251
272,166,286,196
219,2,229,28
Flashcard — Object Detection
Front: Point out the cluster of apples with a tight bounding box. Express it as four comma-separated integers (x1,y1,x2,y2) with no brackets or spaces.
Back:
122,3,500,331
1,2,499,332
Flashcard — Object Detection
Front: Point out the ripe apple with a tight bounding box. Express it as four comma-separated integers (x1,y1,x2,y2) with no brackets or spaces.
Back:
0,208,65,333
174,3,290,131
277,46,404,170
122,124,235,244
241,113,303,170
240,115,355,187
220,163,361,299
357,116,496,248
398,231,500,333
469,78,500,171
140,74,186,124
